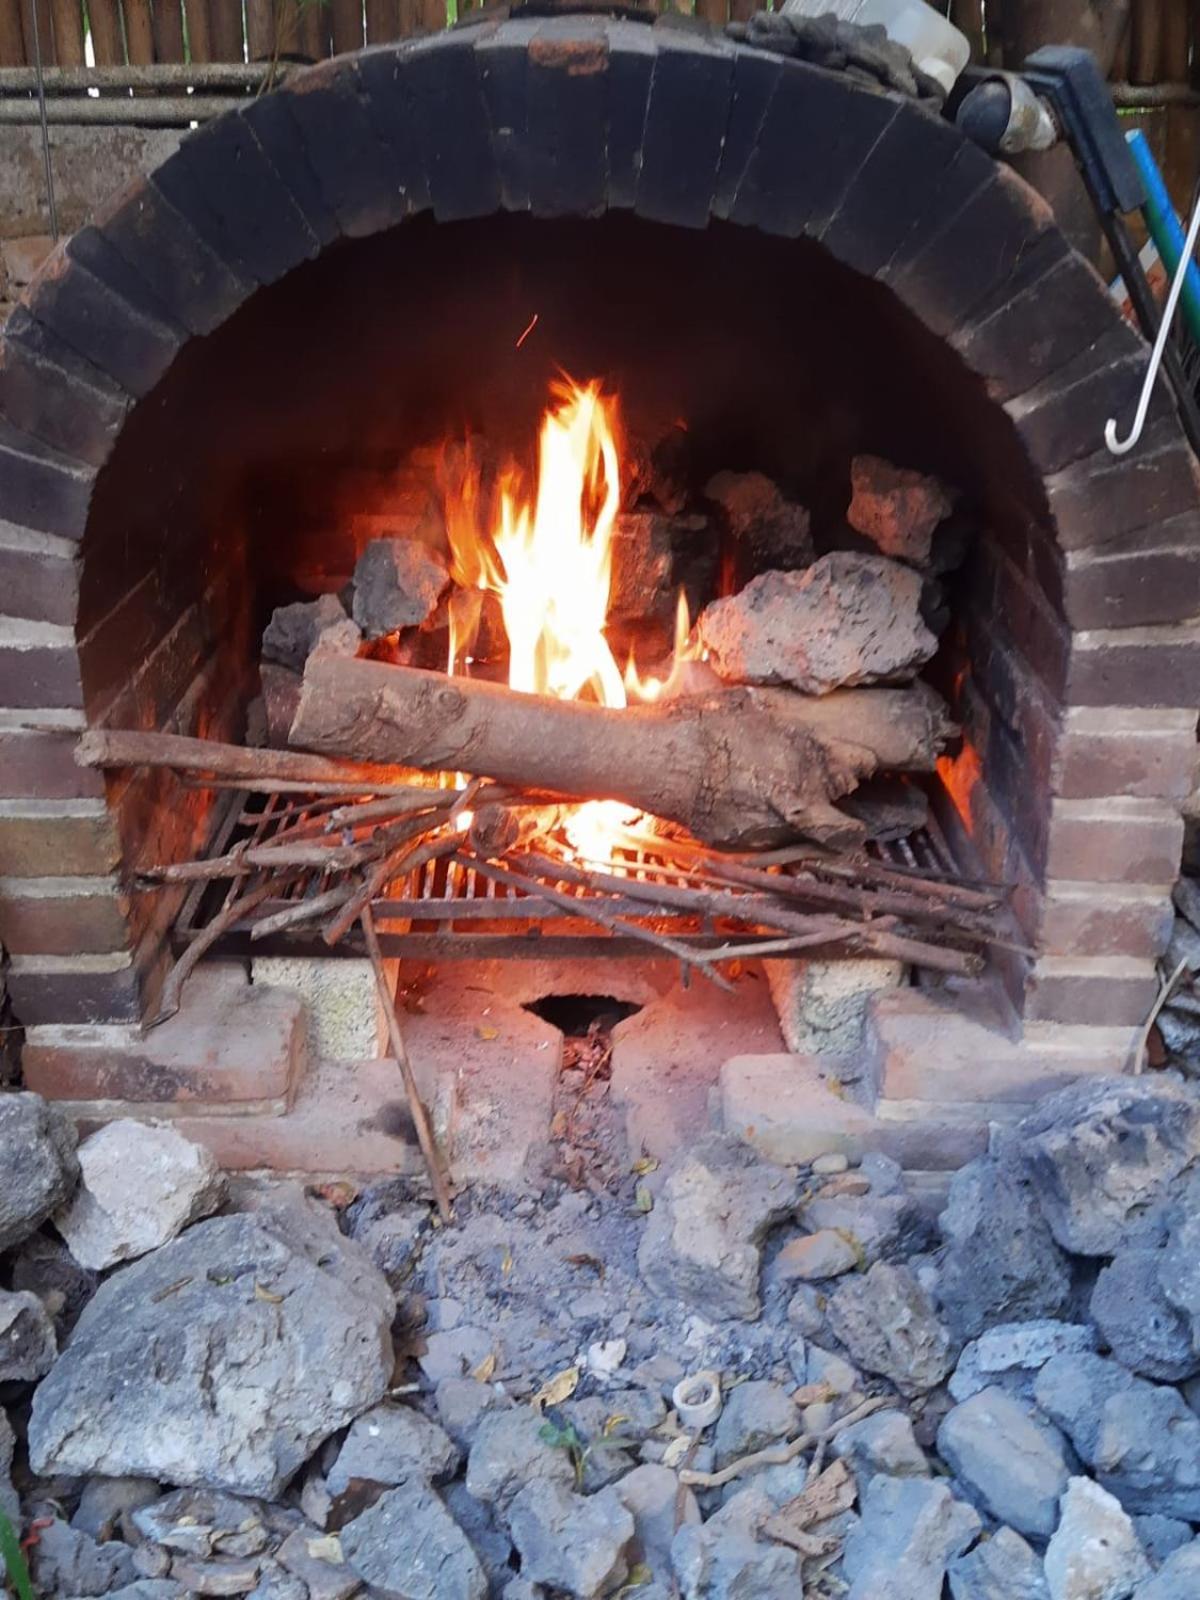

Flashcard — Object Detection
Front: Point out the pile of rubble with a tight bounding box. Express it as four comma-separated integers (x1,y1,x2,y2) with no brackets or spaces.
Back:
1160,872,1200,1073
6,1071,1200,1598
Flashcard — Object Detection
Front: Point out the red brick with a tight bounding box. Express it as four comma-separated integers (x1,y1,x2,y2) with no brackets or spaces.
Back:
1066,622,1200,709
0,542,80,625
6,957,144,1025
1039,884,1174,960
0,639,83,707
0,883,130,955
1063,543,1200,630
1047,437,1200,554
1024,957,1160,1027
0,804,120,875
1055,708,1197,801
0,727,103,800
1044,798,1184,886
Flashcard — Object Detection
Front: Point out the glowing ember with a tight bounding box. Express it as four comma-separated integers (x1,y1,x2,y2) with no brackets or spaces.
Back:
439,377,696,862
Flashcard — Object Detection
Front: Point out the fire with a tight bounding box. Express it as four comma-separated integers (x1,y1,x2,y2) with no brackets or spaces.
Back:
439,377,694,862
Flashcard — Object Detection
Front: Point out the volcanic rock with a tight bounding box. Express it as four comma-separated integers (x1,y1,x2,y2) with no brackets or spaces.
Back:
0,1090,78,1251
1090,1248,1198,1382
0,1410,16,1521
325,1403,461,1495
275,1527,361,1600
847,455,954,566
842,1474,981,1600
950,1321,1098,1403
670,1487,803,1597
713,1381,796,1468
775,1228,859,1281
507,1479,635,1599
10,1227,99,1335
938,1389,1074,1538
29,1200,394,1497
698,553,936,694
636,1134,795,1321
29,1517,140,1598
340,1483,486,1600
54,1119,226,1271
0,1286,56,1381
947,1525,1049,1600
73,1477,162,1544
612,1464,700,1577
703,470,814,576
826,1262,955,1396
434,1377,508,1451
832,1409,930,1482
262,593,347,672
1132,1541,1200,1599
351,538,449,636
1043,1478,1150,1600
464,1408,575,1512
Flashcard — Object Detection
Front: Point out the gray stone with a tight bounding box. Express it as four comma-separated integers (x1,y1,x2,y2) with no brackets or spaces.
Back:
11,1227,99,1335
1091,1249,1199,1382
775,1228,858,1281
804,1343,861,1396
0,1285,55,1381
434,1377,508,1450
344,1189,430,1290
326,1403,460,1495
102,1587,187,1600
340,1483,485,1600
832,1409,930,1481
72,1477,162,1543
170,1556,264,1595
812,1152,850,1175
131,1545,174,1580
1017,1076,1200,1257
352,538,448,636
0,1090,78,1251
262,594,347,671
713,1381,796,1468
1133,1541,1200,1598
1035,1354,1200,1519
418,1326,496,1384
847,455,954,566
703,470,814,574
799,1192,932,1265
699,553,936,693
671,1487,802,1598
507,1478,634,1598
464,1407,575,1511
275,1528,363,1600
1044,1477,1150,1600
859,1151,905,1194
29,1200,394,1498
245,1563,309,1600
29,1517,139,1597
612,1464,700,1576
939,1157,1072,1341
1132,1518,1194,1568
948,1526,1049,1600
951,1321,1099,1403
0,1410,17,1521
132,1489,270,1558
827,1262,955,1396
502,1583,545,1600
54,1119,226,1272
1158,1210,1200,1345
786,1284,829,1339
441,1480,514,1593
842,1474,981,1600
938,1389,1074,1538
636,1135,795,1321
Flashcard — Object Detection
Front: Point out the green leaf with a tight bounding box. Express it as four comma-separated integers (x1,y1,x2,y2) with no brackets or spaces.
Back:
0,1507,36,1600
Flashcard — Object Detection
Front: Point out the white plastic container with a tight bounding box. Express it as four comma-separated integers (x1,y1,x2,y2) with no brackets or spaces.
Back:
780,0,971,96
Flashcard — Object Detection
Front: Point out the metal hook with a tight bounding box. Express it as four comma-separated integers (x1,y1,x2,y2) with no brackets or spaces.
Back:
1106,183,1200,455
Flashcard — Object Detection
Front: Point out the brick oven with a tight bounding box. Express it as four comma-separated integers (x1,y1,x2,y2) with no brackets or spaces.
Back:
0,11,1196,1175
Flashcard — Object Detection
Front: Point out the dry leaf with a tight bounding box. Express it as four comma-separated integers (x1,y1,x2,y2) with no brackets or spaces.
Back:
632,1183,654,1214
254,1283,284,1304
550,1110,570,1140
531,1365,580,1412
311,1180,358,1209
564,1252,605,1280
305,1534,345,1565
768,1458,856,1542
500,1246,514,1276
602,1413,630,1438
472,1351,497,1383
476,1023,499,1041
631,1155,659,1176
661,1435,691,1468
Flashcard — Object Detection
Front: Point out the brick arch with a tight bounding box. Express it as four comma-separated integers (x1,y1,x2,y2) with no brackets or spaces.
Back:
0,12,1195,1036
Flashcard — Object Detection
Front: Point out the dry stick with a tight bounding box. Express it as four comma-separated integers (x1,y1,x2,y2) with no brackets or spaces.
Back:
1133,957,1190,1075
361,906,453,1223
153,879,280,1025
464,854,735,992
679,1396,895,1490
325,826,459,947
75,728,432,793
250,882,357,939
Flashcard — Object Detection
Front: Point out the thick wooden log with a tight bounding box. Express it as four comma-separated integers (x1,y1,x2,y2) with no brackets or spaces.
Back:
290,658,955,850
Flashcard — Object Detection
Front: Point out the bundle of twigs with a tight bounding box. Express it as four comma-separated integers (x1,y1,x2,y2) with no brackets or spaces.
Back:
77,728,1017,1215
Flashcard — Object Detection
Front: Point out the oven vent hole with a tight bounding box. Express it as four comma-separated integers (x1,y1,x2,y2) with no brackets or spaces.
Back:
523,994,642,1039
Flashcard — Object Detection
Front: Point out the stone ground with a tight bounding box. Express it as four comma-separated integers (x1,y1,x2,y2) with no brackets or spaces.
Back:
6,1067,1200,1598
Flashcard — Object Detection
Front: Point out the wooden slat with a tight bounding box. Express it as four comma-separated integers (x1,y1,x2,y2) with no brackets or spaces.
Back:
950,0,984,61
1110,10,1132,81
123,0,156,61
244,0,273,58
330,0,362,52
299,0,329,59
694,0,726,24
274,0,301,55
22,0,56,63
1130,0,1164,85
185,0,214,61
396,0,418,36
0,0,25,62
207,0,243,60
88,0,126,62
50,0,84,63
1162,0,1190,80
419,0,443,33
153,0,185,60
728,0,755,21
365,0,397,43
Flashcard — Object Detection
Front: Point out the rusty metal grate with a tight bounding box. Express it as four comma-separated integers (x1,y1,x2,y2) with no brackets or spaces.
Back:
172,786,975,963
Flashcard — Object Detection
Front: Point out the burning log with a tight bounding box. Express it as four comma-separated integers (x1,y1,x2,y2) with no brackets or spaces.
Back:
288,657,956,850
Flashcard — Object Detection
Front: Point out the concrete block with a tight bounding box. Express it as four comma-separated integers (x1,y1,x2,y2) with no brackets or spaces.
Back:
765,957,905,1057
252,955,387,1060
720,1053,875,1165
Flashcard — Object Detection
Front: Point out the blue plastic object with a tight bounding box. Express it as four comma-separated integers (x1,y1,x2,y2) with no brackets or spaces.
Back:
1126,127,1200,349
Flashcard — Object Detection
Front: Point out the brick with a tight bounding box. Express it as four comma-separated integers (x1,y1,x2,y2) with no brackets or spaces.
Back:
523,19,609,218
0,536,79,625
92,181,252,337
1044,797,1184,886
355,47,433,218
1023,956,1160,1027
831,128,993,281
0,801,120,875
2,233,55,289
0,306,130,468
1063,541,1200,630
728,56,895,241
605,19,656,210
1006,326,1172,476
0,633,83,707
26,248,182,398
0,419,94,539
1046,437,1200,554
951,252,1118,402
711,46,783,221
6,954,144,1026
1039,883,1174,961
721,1052,877,1165
636,21,734,229
1055,707,1198,801
886,165,1066,340
475,19,538,213
153,113,321,287
23,976,305,1107
0,879,130,955
400,29,502,223
0,725,102,800
238,97,339,251
66,222,187,333
1066,620,1200,709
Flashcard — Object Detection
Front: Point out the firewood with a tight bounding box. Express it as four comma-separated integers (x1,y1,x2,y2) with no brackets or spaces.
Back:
289,658,955,851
